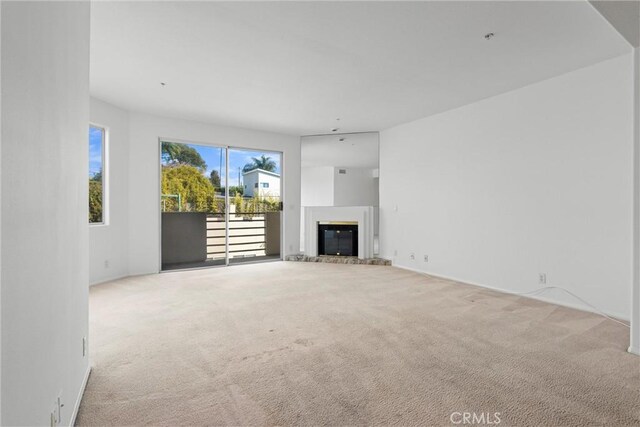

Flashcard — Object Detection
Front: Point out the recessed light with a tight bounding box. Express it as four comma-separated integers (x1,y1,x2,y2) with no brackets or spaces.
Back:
484,32,495,40
331,128,339,132
160,82,167,86
339,138,346,142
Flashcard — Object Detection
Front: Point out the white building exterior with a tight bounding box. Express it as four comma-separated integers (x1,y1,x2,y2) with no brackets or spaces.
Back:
243,168,281,198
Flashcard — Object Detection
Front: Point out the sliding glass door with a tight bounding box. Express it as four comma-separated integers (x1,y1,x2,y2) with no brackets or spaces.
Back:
228,148,282,265
160,140,282,271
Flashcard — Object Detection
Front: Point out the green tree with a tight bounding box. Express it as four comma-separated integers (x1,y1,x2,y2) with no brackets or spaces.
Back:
242,155,276,173
209,169,221,188
89,181,103,222
89,169,103,222
162,164,216,212
230,185,244,196
233,192,244,215
161,142,207,171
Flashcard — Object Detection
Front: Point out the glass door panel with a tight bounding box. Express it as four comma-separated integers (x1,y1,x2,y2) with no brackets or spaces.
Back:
160,140,227,270
228,148,282,265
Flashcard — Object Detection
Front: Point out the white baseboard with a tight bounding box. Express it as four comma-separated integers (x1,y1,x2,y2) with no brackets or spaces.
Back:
90,273,129,287
629,346,640,356
391,263,630,322
69,366,91,426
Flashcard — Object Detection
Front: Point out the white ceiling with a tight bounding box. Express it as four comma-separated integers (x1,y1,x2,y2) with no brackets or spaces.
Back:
301,132,379,169
90,1,631,136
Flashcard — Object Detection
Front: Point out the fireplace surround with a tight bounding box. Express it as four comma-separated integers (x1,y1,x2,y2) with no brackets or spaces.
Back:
303,206,375,259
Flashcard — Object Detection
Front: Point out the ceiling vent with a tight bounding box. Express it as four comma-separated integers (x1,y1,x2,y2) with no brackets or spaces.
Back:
338,169,347,174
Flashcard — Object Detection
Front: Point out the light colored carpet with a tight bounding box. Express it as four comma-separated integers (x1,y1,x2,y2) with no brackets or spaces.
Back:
76,262,640,426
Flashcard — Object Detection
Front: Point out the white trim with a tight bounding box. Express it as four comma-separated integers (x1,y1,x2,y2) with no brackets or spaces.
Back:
89,123,109,226
225,147,230,266
157,138,163,273
69,366,91,427
629,346,640,356
89,274,129,287
391,263,630,323
280,149,286,258
631,47,640,358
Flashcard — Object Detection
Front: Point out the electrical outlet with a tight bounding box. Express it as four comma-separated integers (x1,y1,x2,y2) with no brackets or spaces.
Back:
423,255,429,262
393,249,398,256
82,337,87,357
104,259,109,268
539,273,547,284
409,252,415,260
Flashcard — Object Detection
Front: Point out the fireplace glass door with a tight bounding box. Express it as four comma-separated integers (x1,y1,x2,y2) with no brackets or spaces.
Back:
318,224,358,256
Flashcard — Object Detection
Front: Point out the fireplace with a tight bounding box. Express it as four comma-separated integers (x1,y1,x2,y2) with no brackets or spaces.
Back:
304,206,374,259
318,222,358,256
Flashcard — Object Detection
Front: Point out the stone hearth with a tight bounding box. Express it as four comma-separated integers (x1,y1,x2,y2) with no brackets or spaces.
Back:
286,255,390,265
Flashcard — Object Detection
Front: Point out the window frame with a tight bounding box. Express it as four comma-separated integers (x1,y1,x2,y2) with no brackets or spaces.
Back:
89,123,109,226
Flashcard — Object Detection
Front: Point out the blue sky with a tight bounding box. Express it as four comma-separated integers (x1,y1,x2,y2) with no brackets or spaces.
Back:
167,143,281,187
89,126,103,178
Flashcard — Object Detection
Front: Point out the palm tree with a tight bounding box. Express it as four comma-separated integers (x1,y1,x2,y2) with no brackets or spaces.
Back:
243,155,276,173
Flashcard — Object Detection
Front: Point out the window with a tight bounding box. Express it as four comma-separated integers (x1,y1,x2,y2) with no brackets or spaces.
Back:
254,183,259,188
261,182,269,188
89,125,106,224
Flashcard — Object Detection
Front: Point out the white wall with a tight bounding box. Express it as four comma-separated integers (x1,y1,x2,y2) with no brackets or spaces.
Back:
243,171,281,198
301,166,334,206
0,3,3,417
0,3,3,418
333,167,378,207
128,112,301,275
300,166,378,208
89,98,130,285
300,166,333,251
1,2,90,425
261,173,281,198
380,54,634,319
632,47,640,354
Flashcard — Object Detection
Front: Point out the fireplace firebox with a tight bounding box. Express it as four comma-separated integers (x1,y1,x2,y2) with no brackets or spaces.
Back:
318,223,358,256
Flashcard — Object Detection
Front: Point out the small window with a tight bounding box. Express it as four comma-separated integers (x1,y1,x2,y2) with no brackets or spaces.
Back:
261,182,269,188
89,125,106,224
254,183,259,188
